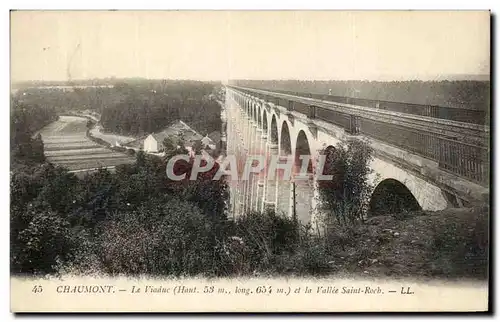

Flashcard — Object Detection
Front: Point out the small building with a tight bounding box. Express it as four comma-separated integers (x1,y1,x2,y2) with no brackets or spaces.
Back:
143,132,170,153
142,120,204,153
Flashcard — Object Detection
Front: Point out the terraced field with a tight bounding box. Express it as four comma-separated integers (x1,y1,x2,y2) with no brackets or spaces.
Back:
39,116,135,172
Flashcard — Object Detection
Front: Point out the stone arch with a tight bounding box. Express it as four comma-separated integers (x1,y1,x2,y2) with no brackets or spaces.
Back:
318,145,336,177
257,105,262,128
315,144,337,217
295,130,313,174
262,110,269,135
368,179,421,216
276,121,293,217
280,121,292,156
270,114,279,144
264,113,280,213
293,130,314,225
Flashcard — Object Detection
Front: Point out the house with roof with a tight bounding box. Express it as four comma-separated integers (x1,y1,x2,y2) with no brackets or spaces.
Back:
143,132,170,153
142,120,204,153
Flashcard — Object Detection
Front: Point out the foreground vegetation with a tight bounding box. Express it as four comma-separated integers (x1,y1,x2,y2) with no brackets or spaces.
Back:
10,141,488,279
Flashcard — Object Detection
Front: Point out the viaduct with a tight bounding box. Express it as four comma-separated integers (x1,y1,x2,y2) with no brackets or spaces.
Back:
223,85,489,229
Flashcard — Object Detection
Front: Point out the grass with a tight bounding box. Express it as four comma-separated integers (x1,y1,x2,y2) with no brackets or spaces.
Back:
205,205,489,280
321,206,489,280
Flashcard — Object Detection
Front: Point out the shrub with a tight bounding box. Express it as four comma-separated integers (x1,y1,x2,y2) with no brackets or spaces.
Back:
220,210,300,275
317,139,374,228
98,197,215,277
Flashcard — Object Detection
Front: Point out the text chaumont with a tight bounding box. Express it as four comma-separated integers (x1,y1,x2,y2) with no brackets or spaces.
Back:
56,285,115,293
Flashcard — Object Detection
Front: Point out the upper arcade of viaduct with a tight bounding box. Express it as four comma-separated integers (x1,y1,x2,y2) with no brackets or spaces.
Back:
224,85,489,226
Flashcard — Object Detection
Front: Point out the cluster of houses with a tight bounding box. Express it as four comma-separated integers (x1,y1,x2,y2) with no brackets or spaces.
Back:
124,120,221,157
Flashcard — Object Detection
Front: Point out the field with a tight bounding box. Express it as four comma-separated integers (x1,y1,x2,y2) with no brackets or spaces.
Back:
39,116,135,172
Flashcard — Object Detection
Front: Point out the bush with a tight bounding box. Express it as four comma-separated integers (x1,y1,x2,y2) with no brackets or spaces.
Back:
98,198,215,277
317,139,374,228
219,210,301,275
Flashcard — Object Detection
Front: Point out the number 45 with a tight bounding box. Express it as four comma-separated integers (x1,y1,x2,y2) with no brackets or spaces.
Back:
32,285,43,293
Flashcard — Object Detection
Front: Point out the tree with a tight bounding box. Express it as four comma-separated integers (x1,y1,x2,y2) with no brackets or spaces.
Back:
162,137,178,157
136,149,146,168
192,140,204,155
31,133,46,163
317,139,374,227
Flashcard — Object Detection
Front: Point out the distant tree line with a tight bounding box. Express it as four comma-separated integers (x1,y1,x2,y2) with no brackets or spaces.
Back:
100,88,222,136
14,80,223,137
13,78,221,89
233,80,490,111
14,87,126,115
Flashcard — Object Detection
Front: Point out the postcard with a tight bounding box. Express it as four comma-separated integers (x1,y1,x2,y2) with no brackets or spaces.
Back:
10,10,490,312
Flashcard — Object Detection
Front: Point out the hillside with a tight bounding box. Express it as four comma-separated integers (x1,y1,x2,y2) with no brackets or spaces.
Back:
320,206,489,280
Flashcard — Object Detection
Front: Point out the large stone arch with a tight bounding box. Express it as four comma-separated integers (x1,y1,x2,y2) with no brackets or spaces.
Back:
270,114,279,145
368,178,421,216
292,130,314,225
314,144,337,223
295,130,313,174
257,105,262,128
318,145,336,177
276,121,293,217
369,158,449,211
262,109,269,135
264,112,281,212
280,121,292,156
291,122,318,158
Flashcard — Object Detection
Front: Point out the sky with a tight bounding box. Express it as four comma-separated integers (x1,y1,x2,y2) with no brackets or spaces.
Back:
10,10,490,82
